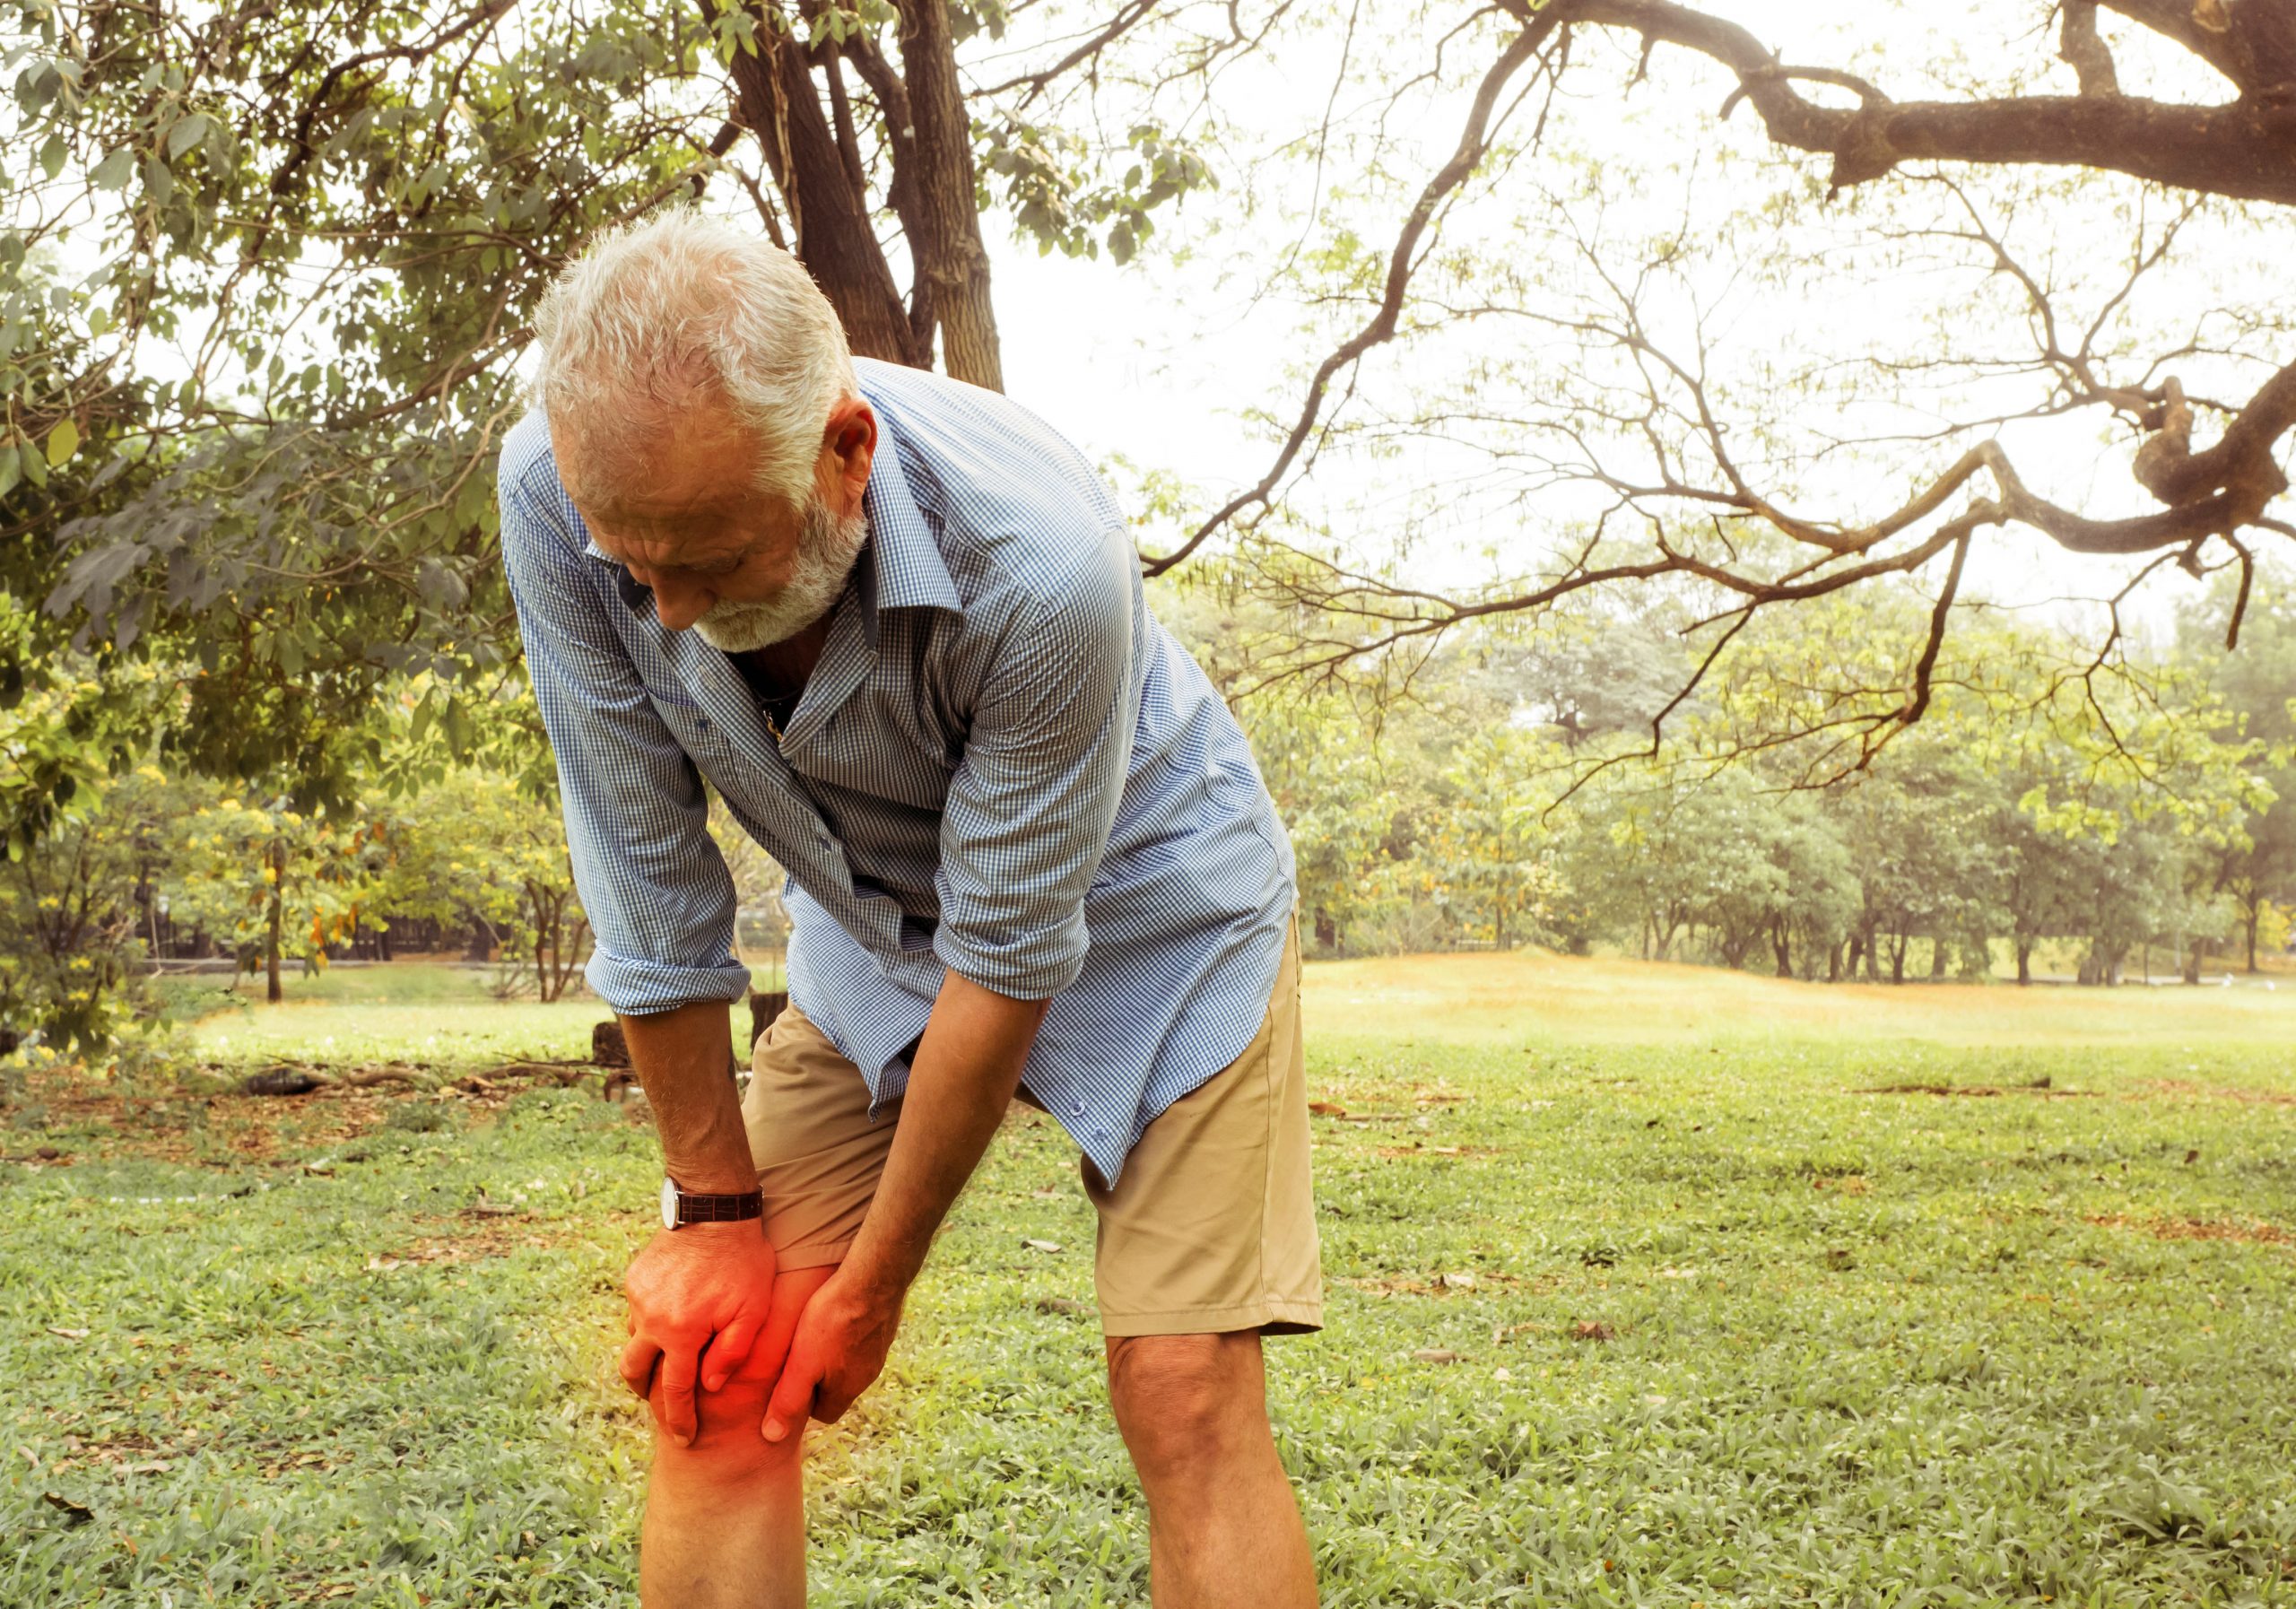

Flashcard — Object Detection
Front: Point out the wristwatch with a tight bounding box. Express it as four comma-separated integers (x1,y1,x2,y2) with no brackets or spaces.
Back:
660,1177,765,1231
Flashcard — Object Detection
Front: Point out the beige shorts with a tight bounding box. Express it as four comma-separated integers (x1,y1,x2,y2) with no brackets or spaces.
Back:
739,922,1322,1337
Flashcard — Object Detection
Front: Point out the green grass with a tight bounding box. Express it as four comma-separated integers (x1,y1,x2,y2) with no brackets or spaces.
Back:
161,958,782,1069
5,958,2294,1605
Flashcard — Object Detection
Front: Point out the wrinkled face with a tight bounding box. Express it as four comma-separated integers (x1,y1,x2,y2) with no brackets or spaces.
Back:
565,395,875,651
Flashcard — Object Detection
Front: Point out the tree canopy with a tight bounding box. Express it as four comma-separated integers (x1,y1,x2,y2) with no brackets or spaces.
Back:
6,1,2292,787
4,1,2293,1052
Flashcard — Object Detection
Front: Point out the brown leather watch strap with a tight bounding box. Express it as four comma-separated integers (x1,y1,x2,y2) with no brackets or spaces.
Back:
669,1187,765,1228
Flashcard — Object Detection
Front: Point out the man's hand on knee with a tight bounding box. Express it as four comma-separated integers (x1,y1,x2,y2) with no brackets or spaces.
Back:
620,1221,780,1447
761,1265,906,1444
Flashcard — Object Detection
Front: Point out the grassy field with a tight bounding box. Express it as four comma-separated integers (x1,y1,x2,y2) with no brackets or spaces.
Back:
4,954,2293,1605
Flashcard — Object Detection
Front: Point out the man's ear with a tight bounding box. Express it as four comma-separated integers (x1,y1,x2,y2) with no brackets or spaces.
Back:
822,397,877,518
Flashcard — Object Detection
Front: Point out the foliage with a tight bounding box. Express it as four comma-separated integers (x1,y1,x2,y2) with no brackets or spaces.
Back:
1170,3,2296,755
165,788,384,1001
0,759,179,1048
0,603,176,863
382,770,593,1003
1179,564,2294,981
0,0,1234,813
2179,570,2296,969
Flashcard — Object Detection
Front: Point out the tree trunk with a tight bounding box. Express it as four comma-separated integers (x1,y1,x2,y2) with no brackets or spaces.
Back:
1929,936,1949,980
1889,933,1908,985
2015,938,2032,985
894,0,1004,389
265,839,285,1004
721,3,920,367
1771,917,1792,978
1827,938,1843,982
2246,901,2261,973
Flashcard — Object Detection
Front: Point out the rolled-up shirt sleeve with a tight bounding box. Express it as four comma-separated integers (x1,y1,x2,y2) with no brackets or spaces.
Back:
500,467,753,1015
933,523,1139,1000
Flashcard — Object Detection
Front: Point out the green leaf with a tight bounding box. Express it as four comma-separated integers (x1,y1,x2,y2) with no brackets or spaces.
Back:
39,134,66,181
46,417,80,467
166,113,210,161
0,443,19,499
91,145,133,191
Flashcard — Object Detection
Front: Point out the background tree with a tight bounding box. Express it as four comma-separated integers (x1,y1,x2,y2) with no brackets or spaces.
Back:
1159,1,2295,774
360,770,592,1000
0,761,186,1048
166,791,378,1002
0,0,1224,823
2179,570,2296,969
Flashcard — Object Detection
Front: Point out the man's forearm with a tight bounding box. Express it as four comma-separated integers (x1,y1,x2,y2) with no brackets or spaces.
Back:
841,970,1050,1299
620,1002,752,1193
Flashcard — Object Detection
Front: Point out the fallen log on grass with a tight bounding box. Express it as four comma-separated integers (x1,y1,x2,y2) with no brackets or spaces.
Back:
239,1064,428,1096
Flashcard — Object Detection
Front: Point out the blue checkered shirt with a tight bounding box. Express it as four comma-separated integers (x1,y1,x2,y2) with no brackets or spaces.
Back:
499,360,1296,1184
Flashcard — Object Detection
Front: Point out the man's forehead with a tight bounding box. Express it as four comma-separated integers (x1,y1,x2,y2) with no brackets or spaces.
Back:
582,509,752,570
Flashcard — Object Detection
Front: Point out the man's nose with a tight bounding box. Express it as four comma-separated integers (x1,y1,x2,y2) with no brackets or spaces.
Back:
640,573,713,632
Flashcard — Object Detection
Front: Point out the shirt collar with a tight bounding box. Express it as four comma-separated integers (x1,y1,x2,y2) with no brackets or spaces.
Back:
856,391,961,619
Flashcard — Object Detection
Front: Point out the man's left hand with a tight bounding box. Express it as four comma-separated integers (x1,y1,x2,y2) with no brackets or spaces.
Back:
761,1265,905,1442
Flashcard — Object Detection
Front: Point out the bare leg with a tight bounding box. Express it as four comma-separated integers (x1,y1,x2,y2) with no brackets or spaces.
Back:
1106,1331,1318,1609
639,1264,834,1609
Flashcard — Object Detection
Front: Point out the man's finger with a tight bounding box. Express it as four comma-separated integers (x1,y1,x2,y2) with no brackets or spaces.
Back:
618,1335,661,1399
701,1314,758,1395
762,1340,820,1445
749,1265,836,1391
657,1347,701,1448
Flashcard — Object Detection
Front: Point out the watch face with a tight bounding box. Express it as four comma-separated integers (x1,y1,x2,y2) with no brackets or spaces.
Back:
661,1177,679,1230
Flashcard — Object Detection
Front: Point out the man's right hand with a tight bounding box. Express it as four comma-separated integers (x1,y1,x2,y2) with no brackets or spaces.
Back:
620,1220,779,1447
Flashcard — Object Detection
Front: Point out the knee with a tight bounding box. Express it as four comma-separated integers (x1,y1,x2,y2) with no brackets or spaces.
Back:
1106,1334,1263,1483
648,1377,802,1488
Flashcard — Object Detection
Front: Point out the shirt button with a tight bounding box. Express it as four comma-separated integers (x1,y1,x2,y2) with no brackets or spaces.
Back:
1070,1102,1086,1118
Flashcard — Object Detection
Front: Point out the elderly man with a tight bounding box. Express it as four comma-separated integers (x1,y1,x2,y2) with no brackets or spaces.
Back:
498,210,1320,1606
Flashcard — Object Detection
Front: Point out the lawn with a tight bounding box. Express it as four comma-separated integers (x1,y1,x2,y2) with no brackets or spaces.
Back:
4,954,2293,1605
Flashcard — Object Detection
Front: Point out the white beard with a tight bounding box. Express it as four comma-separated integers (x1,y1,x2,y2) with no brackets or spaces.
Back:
692,500,868,652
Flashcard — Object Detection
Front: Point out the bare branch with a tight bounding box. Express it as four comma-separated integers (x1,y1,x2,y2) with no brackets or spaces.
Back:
1142,11,1568,576
1543,0,2296,204
2097,0,2296,97
972,0,1164,103
2060,0,2121,97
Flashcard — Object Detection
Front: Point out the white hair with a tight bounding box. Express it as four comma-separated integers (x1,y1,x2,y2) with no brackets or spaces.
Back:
532,209,857,508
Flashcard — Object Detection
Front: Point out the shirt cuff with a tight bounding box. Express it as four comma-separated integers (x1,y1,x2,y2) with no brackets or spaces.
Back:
586,948,756,1015
932,918,1085,1003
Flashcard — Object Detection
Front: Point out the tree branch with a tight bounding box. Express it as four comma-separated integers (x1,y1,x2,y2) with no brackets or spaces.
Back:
2098,0,2296,98
1546,0,2296,204
1142,11,1567,576
2060,0,2121,98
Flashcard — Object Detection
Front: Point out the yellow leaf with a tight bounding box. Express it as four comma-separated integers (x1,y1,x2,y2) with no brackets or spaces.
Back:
46,419,80,467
